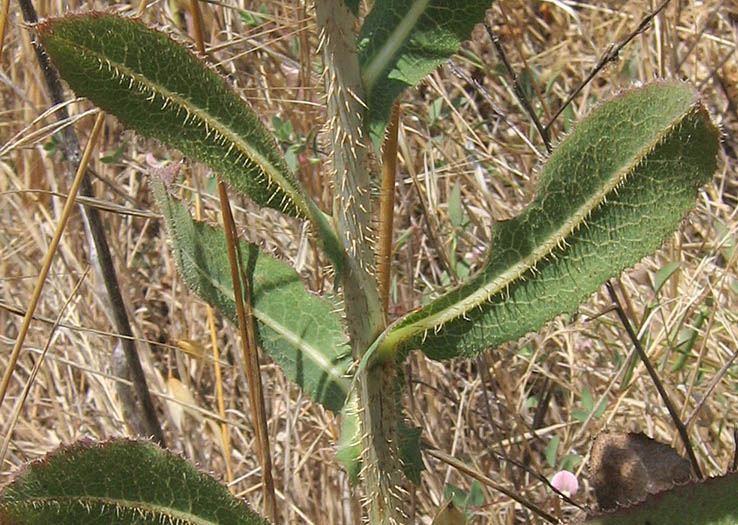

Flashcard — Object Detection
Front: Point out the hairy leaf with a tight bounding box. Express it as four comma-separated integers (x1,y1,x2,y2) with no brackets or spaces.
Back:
358,0,490,148
37,13,343,269
377,82,719,362
581,472,738,525
153,180,351,412
0,439,268,524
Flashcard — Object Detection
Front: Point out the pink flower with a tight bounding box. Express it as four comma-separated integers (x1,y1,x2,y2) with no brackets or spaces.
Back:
551,470,579,497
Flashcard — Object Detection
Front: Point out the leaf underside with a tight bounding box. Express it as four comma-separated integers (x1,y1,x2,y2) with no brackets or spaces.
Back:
380,82,719,362
0,439,268,525
358,0,491,148
153,180,351,412
36,13,308,219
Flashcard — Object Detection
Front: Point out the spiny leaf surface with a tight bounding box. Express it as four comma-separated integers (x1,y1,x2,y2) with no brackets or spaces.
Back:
581,472,738,525
0,439,268,524
153,180,351,412
358,0,490,148
378,82,719,362
37,13,324,224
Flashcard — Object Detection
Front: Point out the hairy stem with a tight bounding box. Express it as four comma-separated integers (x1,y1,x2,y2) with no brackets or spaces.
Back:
314,1,403,522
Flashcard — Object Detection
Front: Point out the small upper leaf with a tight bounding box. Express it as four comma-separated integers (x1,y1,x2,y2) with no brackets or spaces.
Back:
0,439,268,524
358,0,491,148
377,82,719,362
153,180,352,412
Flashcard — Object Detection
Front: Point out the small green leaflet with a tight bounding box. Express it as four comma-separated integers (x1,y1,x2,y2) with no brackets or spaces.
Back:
376,82,719,363
358,0,491,149
153,180,351,412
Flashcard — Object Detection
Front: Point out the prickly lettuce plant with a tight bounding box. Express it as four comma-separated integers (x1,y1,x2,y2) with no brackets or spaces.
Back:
6,0,720,523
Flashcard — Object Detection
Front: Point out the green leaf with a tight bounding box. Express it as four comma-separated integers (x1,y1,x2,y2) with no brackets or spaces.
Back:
153,180,351,412
653,261,680,294
100,142,126,164
358,0,491,148
37,14,343,271
448,181,464,228
336,392,362,483
0,439,268,524
545,436,560,468
582,472,738,525
398,419,423,485
376,82,719,362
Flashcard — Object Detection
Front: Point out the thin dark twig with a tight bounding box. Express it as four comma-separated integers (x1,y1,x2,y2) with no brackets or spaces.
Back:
19,0,165,446
476,355,504,469
714,73,738,125
424,447,561,523
732,428,738,472
488,450,586,511
605,281,702,479
674,11,716,72
485,23,551,153
448,59,545,159
697,48,737,90
545,0,673,133
685,342,738,429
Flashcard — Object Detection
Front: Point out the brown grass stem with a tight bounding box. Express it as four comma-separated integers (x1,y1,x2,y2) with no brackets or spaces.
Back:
377,101,400,316
0,0,10,59
189,0,206,55
217,181,277,523
0,111,104,408
0,268,89,469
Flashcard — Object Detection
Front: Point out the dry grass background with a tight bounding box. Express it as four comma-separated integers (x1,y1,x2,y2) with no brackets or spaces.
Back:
1,0,737,523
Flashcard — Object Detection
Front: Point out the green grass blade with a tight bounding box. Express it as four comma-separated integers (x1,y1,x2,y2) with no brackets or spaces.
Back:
358,0,490,148
36,13,343,269
378,82,719,362
153,180,351,412
0,439,268,524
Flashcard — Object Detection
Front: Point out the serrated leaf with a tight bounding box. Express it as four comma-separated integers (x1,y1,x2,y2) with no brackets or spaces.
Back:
582,472,738,525
377,82,719,362
358,0,491,148
153,180,351,412
37,13,343,270
0,439,268,525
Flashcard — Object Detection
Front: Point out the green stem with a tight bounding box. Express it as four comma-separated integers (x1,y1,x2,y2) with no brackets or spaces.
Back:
313,1,403,523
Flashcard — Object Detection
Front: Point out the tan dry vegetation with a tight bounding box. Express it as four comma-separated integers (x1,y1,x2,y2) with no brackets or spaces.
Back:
1,0,737,523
